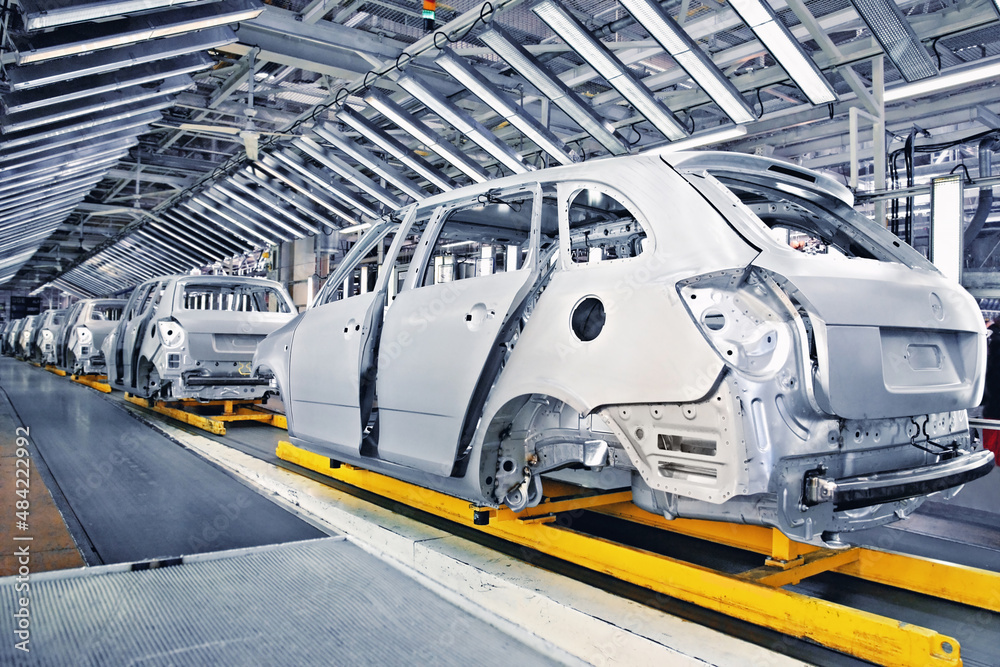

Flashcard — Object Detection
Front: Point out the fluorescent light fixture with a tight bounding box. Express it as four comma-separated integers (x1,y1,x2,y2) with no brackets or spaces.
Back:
7,28,235,91
201,189,296,244
532,0,687,141
338,222,373,234
884,59,1000,102
729,0,837,105
156,211,247,255
214,183,306,240
396,74,529,174
364,89,489,183
480,26,629,155
0,115,159,163
163,209,255,252
648,125,748,152
14,0,262,65
20,0,202,30
0,76,193,134
0,99,175,150
617,0,755,124
313,122,430,200
149,217,236,259
256,156,363,227
135,229,207,267
3,54,212,114
930,174,963,282
849,0,937,82
435,48,578,165
225,178,323,236
238,169,342,232
334,106,457,192
295,136,404,209
188,197,279,247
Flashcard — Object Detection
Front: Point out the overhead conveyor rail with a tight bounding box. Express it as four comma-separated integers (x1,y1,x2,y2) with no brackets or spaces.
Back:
276,440,1000,667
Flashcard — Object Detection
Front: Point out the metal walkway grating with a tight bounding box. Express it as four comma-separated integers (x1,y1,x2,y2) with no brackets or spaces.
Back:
0,537,562,666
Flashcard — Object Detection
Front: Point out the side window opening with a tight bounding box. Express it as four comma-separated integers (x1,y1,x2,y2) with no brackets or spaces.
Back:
419,190,535,288
389,210,433,300
567,188,647,264
717,178,886,261
323,247,385,305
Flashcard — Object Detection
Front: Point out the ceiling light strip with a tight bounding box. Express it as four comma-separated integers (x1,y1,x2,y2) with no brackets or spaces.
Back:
479,25,629,155
617,0,755,124
364,89,490,183
729,0,837,105
532,0,687,141
313,123,430,200
396,73,529,174
435,48,578,166
334,106,457,192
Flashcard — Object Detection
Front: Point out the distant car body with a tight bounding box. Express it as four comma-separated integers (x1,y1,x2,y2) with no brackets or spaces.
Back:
57,299,126,375
17,316,39,358
104,275,295,400
256,151,992,545
31,309,66,364
0,320,17,356
4,319,25,356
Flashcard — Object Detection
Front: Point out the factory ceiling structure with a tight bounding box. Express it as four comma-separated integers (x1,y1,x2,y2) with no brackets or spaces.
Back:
1,0,999,297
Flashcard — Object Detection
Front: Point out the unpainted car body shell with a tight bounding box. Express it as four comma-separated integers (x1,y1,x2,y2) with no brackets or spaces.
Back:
104,275,295,400
16,316,39,358
57,299,126,375
31,309,66,364
255,152,992,544
0,321,17,356
4,319,26,356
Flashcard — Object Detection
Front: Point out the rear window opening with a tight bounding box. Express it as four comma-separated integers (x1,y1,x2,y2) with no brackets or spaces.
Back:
90,304,123,321
181,283,291,313
720,183,884,261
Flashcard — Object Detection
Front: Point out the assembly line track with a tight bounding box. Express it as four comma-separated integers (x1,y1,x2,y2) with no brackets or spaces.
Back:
23,357,1000,666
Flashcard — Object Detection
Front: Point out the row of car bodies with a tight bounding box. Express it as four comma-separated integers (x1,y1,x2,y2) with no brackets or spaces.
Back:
3,301,124,371
253,151,993,546
2,277,294,403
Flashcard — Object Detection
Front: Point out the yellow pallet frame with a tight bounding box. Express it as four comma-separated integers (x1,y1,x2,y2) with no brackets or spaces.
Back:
70,374,112,393
44,365,68,376
125,394,287,435
277,440,1000,667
